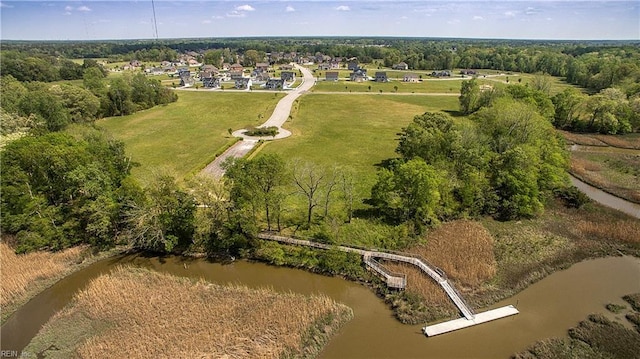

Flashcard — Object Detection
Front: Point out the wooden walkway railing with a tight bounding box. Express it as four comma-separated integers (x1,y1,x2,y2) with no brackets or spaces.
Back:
256,232,475,320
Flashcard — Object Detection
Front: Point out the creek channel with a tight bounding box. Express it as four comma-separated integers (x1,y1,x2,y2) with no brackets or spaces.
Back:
2,253,638,358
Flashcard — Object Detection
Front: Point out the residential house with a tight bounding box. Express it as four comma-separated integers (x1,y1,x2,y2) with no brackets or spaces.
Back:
147,67,164,75
374,72,388,82
201,72,220,88
279,64,294,71
178,69,194,87
347,60,360,71
252,69,270,82
222,63,231,71
318,63,332,71
460,69,477,76
330,58,342,69
234,78,252,90
255,63,269,72
188,59,200,66
431,70,451,77
393,62,409,70
129,60,141,67
403,73,420,82
325,72,339,81
229,71,244,80
201,65,219,74
349,68,368,82
265,78,284,90
230,63,244,72
281,71,295,82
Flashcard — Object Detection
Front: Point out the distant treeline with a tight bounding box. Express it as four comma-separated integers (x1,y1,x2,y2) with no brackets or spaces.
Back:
2,37,639,93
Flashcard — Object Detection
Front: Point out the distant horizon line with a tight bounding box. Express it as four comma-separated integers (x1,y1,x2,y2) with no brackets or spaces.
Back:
2,35,639,43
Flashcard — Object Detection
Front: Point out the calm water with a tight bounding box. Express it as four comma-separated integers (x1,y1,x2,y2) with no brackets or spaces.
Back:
2,254,639,358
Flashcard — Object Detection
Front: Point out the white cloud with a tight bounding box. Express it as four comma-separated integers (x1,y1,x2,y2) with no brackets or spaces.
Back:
504,11,516,18
336,5,350,11
226,10,246,18
447,19,460,25
285,5,295,12
473,15,484,21
235,4,255,12
77,6,91,12
0,2,14,8
525,7,539,15
202,19,212,24
64,5,73,11
212,15,224,20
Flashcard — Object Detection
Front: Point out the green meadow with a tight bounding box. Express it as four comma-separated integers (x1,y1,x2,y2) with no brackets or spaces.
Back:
97,91,283,182
259,94,460,198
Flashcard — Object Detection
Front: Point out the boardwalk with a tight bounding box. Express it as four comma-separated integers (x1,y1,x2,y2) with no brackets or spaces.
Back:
256,232,519,336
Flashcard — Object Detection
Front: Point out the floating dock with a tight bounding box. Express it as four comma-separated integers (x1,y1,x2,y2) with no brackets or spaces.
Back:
423,305,520,337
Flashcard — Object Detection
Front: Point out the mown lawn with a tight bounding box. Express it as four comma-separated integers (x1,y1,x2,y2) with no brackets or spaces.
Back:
259,94,460,198
97,91,283,183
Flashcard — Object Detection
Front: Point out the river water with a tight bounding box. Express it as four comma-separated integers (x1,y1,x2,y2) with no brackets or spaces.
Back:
2,254,638,358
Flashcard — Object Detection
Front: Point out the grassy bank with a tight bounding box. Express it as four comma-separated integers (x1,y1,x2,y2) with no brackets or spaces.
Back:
0,241,125,324
25,266,352,359
97,91,283,183
261,93,460,200
515,294,640,359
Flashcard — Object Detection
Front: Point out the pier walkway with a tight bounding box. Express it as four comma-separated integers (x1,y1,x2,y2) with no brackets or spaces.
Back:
257,232,518,335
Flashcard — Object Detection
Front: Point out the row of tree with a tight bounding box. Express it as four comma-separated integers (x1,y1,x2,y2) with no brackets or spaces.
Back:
459,77,640,134
1,70,177,136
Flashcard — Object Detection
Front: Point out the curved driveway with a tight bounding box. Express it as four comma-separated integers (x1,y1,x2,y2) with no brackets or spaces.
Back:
201,64,315,177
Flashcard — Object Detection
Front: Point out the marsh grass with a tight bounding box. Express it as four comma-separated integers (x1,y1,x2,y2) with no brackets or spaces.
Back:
26,266,352,359
561,130,640,149
380,220,496,322
0,242,86,321
570,152,640,203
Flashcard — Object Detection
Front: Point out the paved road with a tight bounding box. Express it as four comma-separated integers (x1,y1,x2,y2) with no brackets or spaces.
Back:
200,139,258,177
201,64,315,177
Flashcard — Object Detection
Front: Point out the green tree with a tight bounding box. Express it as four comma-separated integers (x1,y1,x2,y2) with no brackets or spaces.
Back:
49,83,100,123
459,78,481,114
371,158,443,228
125,174,196,252
552,88,586,129
1,131,134,252
224,154,287,231
18,85,70,132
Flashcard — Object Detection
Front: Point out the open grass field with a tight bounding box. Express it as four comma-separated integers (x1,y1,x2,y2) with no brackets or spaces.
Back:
1,242,86,323
311,71,580,95
259,93,460,198
25,266,352,359
97,91,284,183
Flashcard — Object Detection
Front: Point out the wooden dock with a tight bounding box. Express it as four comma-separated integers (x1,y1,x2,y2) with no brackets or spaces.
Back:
423,305,520,336
256,232,519,335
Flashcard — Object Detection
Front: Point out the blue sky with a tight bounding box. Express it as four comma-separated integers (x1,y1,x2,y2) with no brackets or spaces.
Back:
1,1,638,40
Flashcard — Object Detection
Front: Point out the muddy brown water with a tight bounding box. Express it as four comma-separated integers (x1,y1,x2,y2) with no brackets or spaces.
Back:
2,254,638,358
570,175,640,218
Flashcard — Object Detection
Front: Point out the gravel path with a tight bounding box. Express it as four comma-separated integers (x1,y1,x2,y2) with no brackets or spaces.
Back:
201,64,315,177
